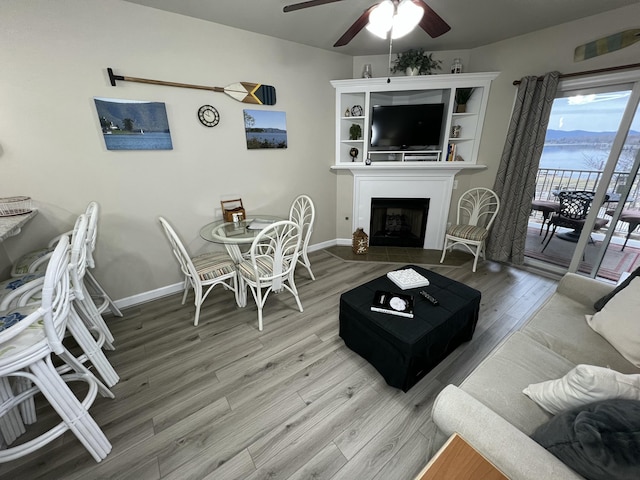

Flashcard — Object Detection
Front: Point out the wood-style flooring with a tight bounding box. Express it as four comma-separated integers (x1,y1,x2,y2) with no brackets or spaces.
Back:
0,251,558,479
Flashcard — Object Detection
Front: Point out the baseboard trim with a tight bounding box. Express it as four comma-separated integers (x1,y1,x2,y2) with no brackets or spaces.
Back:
114,282,184,310
113,240,339,311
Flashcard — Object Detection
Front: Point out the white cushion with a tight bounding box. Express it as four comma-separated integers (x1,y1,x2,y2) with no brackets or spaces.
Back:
523,364,640,415
585,277,640,367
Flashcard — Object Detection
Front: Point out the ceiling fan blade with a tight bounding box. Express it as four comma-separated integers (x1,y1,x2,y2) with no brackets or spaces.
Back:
283,0,345,13
414,0,451,38
334,5,377,47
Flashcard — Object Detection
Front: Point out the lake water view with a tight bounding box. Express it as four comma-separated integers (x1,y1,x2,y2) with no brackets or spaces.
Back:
539,144,612,170
103,132,173,150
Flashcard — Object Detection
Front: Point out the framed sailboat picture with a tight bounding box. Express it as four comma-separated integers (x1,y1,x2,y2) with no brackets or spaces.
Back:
94,97,173,150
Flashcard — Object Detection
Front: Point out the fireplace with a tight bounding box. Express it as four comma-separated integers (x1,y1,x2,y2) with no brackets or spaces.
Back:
344,165,473,249
369,198,429,247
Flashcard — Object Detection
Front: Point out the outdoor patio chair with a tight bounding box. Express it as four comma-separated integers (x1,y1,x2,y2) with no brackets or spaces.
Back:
606,208,640,251
542,191,609,252
531,198,560,235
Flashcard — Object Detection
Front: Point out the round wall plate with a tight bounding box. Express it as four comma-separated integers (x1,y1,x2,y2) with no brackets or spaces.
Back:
198,105,220,127
351,105,363,116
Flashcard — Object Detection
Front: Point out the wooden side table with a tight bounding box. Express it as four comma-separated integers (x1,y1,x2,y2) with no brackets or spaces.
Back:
415,433,508,480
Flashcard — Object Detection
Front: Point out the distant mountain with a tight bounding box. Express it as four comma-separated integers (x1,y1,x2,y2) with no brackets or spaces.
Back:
545,129,640,143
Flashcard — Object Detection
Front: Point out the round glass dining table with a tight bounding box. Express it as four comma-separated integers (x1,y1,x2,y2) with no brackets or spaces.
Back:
199,215,284,306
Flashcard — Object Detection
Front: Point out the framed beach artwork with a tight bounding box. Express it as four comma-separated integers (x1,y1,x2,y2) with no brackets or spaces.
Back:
94,97,173,150
243,109,287,149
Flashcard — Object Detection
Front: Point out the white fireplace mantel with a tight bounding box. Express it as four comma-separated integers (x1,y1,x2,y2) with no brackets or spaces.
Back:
333,164,486,250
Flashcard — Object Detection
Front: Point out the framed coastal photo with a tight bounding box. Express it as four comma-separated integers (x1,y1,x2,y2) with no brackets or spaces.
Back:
243,109,287,149
94,97,173,150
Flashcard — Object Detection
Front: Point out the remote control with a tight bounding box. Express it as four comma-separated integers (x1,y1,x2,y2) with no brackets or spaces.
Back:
420,290,439,305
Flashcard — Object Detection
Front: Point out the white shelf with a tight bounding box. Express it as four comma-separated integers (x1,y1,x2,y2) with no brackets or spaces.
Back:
331,73,498,166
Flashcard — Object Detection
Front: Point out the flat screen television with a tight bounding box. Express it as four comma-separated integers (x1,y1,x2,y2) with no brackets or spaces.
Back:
369,103,444,151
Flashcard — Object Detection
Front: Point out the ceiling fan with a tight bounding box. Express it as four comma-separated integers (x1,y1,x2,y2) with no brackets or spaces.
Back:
283,0,450,47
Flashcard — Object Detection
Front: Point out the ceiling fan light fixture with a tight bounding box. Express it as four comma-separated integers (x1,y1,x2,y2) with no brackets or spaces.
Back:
365,0,394,39
391,0,424,39
366,0,424,40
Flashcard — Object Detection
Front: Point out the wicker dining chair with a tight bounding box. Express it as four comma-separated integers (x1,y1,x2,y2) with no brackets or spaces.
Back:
158,216,238,326
237,220,303,331
288,194,316,280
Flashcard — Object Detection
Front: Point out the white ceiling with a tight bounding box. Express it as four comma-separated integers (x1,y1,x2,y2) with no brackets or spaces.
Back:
123,0,639,57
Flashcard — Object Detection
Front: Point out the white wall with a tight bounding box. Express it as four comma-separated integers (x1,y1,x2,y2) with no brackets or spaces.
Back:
0,0,352,301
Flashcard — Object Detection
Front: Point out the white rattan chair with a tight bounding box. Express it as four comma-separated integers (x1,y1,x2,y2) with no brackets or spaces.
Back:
0,235,113,462
3,206,116,351
288,194,316,280
237,220,303,331
1,214,119,390
440,187,500,272
159,217,238,327
10,201,123,320
82,202,123,319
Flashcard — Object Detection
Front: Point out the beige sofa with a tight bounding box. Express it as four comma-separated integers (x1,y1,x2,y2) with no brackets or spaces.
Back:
430,273,640,479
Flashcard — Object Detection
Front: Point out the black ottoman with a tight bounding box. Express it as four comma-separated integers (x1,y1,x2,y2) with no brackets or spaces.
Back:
339,265,481,392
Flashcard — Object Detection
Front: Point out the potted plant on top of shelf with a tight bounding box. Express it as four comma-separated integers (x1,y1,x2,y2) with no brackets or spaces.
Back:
454,88,475,113
391,48,442,76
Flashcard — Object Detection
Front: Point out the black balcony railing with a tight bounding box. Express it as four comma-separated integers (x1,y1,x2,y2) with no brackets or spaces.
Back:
533,168,640,234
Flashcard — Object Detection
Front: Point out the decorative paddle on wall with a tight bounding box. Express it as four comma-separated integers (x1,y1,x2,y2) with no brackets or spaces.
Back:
574,29,640,62
107,68,276,105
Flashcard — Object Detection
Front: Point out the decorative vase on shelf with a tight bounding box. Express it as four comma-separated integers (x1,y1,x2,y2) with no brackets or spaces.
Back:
405,67,419,76
451,58,463,74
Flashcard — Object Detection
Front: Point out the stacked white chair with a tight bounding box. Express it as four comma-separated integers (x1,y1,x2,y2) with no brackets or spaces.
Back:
0,235,113,462
8,202,117,348
59,214,119,386
159,216,239,326
288,194,316,280
11,201,123,320
237,220,303,331
1,215,119,388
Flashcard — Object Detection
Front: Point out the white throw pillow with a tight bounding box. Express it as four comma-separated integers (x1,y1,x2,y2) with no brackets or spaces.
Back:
523,364,640,415
585,276,640,368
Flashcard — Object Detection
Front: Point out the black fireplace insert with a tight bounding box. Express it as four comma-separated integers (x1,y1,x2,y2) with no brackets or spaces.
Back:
369,197,429,248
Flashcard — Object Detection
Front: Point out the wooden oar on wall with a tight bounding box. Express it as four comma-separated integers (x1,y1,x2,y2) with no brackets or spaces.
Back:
107,68,276,105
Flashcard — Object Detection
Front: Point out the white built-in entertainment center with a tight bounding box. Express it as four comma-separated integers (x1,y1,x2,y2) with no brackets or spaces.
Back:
330,73,498,250
331,72,498,166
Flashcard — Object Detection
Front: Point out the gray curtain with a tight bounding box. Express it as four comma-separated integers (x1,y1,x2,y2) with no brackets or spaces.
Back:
487,71,560,264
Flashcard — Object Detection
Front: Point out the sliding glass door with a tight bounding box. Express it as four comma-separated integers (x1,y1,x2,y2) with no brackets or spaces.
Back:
526,69,640,282
586,102,640,281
